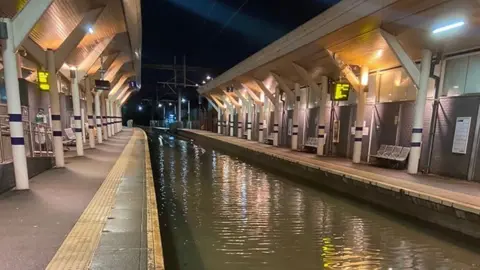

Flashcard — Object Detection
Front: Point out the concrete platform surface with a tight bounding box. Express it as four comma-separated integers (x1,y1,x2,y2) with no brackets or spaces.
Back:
181,130,480,215
0,130,132,270
0,128,164,270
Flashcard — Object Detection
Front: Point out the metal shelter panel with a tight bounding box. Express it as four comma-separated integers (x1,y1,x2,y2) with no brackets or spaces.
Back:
430,96,479,179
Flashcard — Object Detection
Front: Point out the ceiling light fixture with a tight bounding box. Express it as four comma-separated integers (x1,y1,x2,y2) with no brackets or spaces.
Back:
432,21,465,34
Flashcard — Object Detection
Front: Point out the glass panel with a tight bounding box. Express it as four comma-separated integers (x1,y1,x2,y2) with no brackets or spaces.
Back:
378,68,417,102
307,85,320,108
465,54,480,94
443,57,468,96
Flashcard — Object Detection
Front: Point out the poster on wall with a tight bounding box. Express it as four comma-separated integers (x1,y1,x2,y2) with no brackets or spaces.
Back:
452,117,471,154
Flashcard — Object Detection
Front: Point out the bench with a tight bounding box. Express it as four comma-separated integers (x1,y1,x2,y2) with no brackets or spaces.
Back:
63,128,76,151
266,133,274,144
370,144,410,168
303,137,318,150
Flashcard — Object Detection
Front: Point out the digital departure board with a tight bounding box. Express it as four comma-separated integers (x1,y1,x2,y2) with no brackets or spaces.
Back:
38,71,50,91
333,83,350,101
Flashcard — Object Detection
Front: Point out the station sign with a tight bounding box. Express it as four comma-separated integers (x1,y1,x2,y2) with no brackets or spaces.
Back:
332,82,350,101
38,71,50,91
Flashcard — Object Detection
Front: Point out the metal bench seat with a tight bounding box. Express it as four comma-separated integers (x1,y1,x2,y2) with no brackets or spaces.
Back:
370,144,411,168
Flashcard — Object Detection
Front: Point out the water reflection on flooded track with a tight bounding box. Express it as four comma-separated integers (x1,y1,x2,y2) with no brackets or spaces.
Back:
150,132,480,270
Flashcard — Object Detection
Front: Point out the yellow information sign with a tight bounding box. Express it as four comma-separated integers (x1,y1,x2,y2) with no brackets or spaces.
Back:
38,71,50,91
333,83,350,101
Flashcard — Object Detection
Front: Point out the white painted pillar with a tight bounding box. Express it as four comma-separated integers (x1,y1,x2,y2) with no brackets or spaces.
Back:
95,91,103,143
229,111,234,136
317,76,328,156
273,87,280,147
408,50,432,174
291,83,300,150
2,19,29,189
217,111,222,134
85,78,95,149
70,68,83,156
247,103,253,140
47,49,65,167
101,96,108,140
353,66,369,164
81,107,86,143
258,103,265,143
237,107,243,138
106,99,112,137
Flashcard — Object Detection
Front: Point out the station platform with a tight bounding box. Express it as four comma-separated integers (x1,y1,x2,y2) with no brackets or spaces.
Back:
0,128,163,270
178,129,480,239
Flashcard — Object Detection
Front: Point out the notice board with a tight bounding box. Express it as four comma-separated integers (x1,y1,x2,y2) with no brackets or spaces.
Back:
452,116,471,154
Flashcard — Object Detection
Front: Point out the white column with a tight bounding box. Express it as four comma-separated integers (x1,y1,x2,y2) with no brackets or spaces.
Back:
47,49,65,167
291,83,300,150
408,50,432,174
273,87,280,147
106,99,112,137
70,68,83,156
2,19,29,189
95,91,103,143
246,98,253,140
217,111,222,134
229,111,234,136
353,66,369,164
86,78,95,149
258,104,265,143
317,76,328,156
187,100,191,128
101,96,108,140
81,107,86,143
237,108,243,138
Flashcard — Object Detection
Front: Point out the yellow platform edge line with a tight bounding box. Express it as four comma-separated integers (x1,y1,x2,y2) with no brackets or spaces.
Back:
143,129,165,270
46,131,138,270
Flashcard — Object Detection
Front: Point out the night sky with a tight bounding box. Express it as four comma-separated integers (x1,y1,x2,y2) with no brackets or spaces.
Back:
125,0,339,124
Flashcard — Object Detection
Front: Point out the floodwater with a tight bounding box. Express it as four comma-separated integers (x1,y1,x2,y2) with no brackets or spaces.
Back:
149,132,480,270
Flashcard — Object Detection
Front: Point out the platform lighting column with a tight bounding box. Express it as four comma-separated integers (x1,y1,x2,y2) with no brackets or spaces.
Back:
408,50,432,174
46,49,65,167
317,76,329,156
70,67,84,156
1,19,29,189
353,66,369,163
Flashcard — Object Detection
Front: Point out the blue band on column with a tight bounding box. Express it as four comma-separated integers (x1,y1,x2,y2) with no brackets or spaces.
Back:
354,138,362,142
75,128,82,132
318,125,325,129
88,115,93,119
412,128,423,133
53,131,62,137
411,142,421,147
9,114,22,122
11,137,24,145
355,127,363,131
292,132,298,135
272,130,278,133
318,134,325,138
88,125,94,129
293,125,299,128
97,124,102,127
274,124,278,127
52,114,61,121
74,116,81,120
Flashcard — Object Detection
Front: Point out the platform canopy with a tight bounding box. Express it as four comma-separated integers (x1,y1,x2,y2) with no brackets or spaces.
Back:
199,0,480,95
0,0,141,102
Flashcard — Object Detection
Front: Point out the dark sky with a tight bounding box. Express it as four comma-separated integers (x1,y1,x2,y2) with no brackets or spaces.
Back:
126,0,338,123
